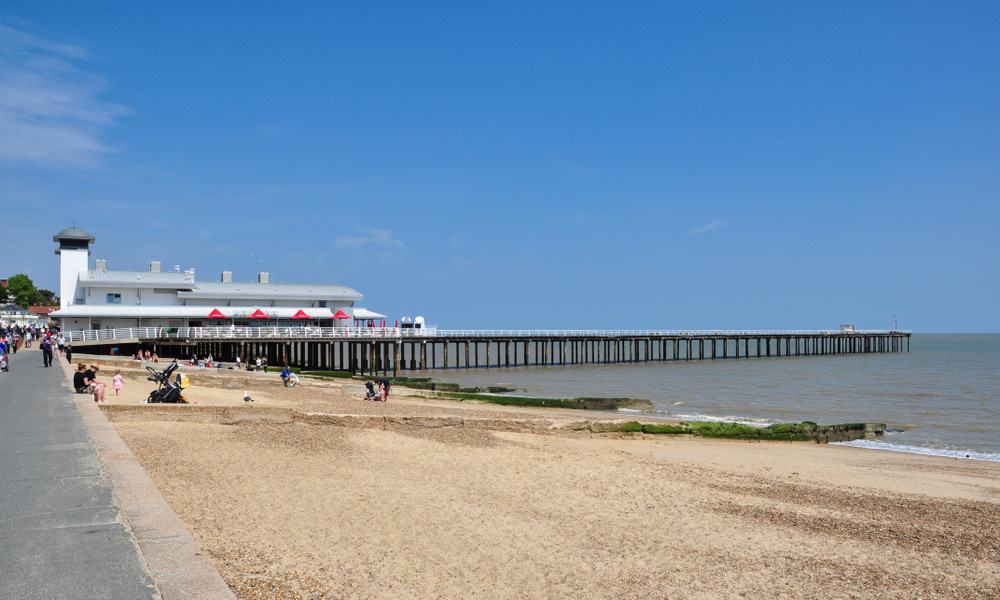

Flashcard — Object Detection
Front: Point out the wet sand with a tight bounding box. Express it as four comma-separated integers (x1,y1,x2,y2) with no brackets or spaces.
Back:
100,365,1000,599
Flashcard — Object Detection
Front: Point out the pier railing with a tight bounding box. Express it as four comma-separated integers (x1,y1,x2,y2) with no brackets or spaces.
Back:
59,326,909,344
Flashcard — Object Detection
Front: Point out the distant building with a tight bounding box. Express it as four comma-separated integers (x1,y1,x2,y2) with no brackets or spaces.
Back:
50,227,386,331
1,304,46,327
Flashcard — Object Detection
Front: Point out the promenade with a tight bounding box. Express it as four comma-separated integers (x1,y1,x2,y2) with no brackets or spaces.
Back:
0,349,156,598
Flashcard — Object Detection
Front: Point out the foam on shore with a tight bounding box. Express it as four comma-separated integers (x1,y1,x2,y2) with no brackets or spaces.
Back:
834,439,1000,462
666,412,775,428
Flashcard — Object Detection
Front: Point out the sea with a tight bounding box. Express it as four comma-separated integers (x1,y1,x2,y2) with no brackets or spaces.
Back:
413,334,1000,461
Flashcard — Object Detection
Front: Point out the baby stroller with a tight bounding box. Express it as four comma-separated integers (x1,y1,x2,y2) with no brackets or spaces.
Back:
0,353,8,373
364,380,379,401
144,360,190,403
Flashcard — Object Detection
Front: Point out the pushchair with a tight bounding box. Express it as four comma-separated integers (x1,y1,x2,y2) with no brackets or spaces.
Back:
364,380,379,401
0,353,8,372
144,360,190,403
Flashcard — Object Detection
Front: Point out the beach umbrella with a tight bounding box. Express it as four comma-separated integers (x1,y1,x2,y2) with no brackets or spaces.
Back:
332,309,350,320
291,309,312,320
206,308,227,319
249,308,270,319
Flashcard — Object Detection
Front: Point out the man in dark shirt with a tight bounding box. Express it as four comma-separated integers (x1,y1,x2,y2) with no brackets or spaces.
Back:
73,364,89,392
40,337,53,367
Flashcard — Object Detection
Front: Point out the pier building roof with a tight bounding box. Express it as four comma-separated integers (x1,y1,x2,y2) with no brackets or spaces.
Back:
76,270,362,301
53,226,96,243
81,270,195,287
177,282,362,302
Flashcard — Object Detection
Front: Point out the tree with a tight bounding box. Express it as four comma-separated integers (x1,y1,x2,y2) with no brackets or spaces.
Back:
6,274,43,309
0,284,9,304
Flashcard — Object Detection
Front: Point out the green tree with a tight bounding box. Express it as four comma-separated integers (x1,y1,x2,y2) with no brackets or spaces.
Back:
37,289,59,305
0,284,9,304
6,274,42,309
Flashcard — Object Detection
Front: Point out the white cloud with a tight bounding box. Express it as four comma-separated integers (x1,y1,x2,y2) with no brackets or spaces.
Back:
0,23,127,168
334,228,407,256
691,219,725,235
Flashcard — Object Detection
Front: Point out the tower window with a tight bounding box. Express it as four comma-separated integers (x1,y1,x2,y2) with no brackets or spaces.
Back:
106,293,122,304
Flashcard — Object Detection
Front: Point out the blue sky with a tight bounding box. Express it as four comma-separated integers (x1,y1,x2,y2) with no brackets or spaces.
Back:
1,2,998,331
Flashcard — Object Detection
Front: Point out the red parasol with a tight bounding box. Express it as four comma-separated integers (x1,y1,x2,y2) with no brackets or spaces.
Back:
291,309,312,320
332,309,350,320
206,308,227,319
249,308,270,319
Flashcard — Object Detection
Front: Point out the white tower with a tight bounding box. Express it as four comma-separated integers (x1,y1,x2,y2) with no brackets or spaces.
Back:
53,227,95,308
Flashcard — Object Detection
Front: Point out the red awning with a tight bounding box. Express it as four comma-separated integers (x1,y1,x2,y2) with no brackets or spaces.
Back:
332,309,350,320
291,309,312,320
206,308,227,319
249,308,270,319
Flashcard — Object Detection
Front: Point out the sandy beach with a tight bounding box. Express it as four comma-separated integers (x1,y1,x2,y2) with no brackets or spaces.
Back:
93,361,1000,599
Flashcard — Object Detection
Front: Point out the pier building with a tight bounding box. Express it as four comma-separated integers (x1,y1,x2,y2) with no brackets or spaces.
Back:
50,226,385,331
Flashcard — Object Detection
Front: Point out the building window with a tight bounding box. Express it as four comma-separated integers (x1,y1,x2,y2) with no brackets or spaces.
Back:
318,300,328,308
106,293,122,304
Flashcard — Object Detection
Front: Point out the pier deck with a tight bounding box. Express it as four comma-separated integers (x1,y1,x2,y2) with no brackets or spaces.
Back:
62,327,911,376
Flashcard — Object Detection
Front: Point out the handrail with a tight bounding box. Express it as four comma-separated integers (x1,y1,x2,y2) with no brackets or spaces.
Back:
59,326,912,343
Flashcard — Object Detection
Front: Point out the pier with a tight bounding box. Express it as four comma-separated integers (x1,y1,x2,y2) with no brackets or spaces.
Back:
62,327,911,376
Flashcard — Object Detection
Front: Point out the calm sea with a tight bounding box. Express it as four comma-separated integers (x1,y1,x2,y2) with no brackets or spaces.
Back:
413,334,1000,461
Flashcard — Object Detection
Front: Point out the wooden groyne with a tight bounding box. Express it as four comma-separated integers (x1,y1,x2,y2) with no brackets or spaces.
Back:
65,327,912,376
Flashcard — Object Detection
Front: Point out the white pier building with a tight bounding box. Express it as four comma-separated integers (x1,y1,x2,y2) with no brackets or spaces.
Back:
50,227,385,331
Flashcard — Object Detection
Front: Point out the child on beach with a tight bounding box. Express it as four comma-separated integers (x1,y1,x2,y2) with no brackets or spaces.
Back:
113,370,124,397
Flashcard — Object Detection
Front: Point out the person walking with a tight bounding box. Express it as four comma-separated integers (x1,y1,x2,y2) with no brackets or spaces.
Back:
40,336,53,368
65,345,73,364
113,370,124,397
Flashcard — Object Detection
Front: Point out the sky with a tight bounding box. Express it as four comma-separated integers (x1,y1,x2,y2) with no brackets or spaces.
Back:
1,1,998,331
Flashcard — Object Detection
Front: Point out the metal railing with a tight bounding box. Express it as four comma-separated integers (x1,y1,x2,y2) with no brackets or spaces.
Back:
60,326,910,343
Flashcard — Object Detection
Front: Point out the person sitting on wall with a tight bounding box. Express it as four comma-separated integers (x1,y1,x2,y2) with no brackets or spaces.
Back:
85,365,107,403
73,364,91,393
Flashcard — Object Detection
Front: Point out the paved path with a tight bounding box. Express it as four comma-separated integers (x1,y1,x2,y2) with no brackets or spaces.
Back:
0,349,159,599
